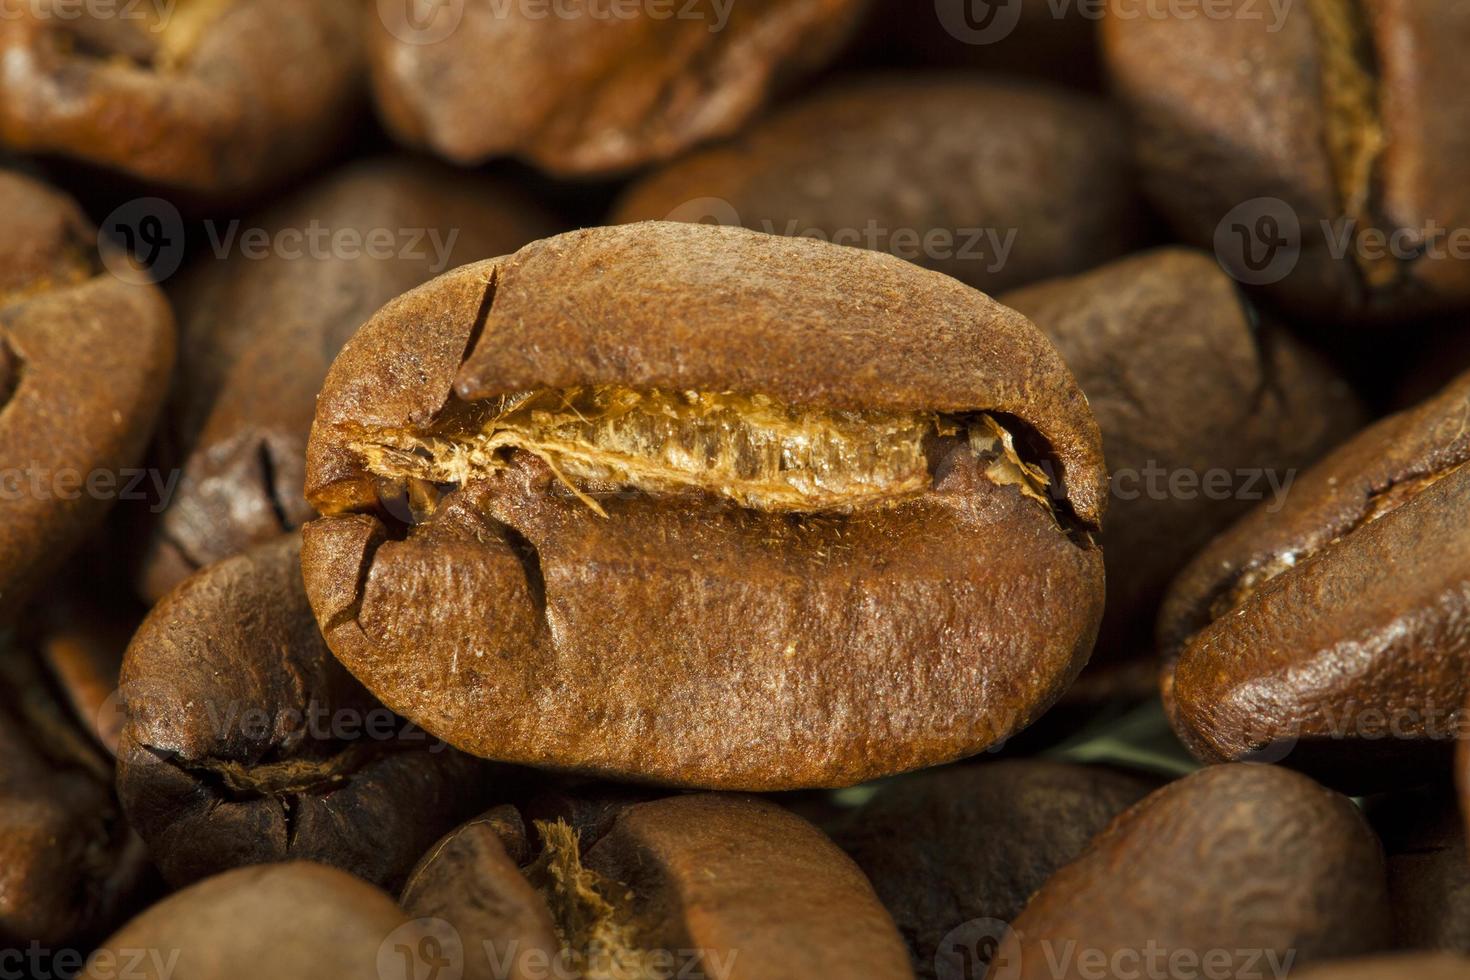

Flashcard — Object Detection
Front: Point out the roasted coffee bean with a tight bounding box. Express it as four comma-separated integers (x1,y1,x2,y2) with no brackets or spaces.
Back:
81,862,414,979
613,75,1137,295
365,0,867,175
300,222,1108,789
402,793,914,980
138,157,555,600
0,170,174,623
1291,953,1470,979
994,765,1391,980
118,533,504,891
0,645,146,947
1001,249,1363,697
831,759,1159,979
1159,367,1470,791
1101,0,1470,322
0,0,362,194
1367,787,1470,952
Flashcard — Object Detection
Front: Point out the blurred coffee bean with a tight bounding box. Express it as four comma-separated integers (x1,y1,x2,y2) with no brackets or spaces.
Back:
118,533,506,891
996,764,1391,980
138,157,555,601
1367,786,1470,953
831,759,1159,979
1292,953,1470,979
615,75,1138,295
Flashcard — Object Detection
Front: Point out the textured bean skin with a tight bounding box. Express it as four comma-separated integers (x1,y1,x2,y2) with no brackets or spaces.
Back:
995,765,1391,980
301,222,1107,789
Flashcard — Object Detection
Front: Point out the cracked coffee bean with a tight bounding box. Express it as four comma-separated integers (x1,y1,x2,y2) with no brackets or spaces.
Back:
300,221,1108,789
0,0,363,195
831,759,1159,980
1101,0,1470,322
117,533,504,891
0,169,174,623
0,643,146,947
366,0,867,175
1001,249,1363,699
1367,786,1470,953
995,765,1391,980
614,75,1138,295
81,862,415,979
138,157,555,601
1159,366,1470,791
401,793,913,980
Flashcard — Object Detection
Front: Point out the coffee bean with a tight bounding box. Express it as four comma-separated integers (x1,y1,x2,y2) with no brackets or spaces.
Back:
300,221,1108,789
1101,0,1470,322
138,158,555,601
118,532,507,891
81,862,414,979
613,75,1139,295
365,0,867,174
997,765,1391,980
1002,249,1364,697
1160,368,1470,790
0,170,174,624
0,0,363,194
402,793,913,980
1291,953,1470,979
831,759,1159,979
0,644,146,947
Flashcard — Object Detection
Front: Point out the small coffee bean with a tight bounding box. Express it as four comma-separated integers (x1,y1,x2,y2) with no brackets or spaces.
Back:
831,759,1159,979
997,765,1391,980
118,532,507,891
1160,367,1470,791
139,157,555,601
402,793,914,980
614,75,1139,295
0,0,363,193
1101,0,1470,322
1002,248,1363,696
0,170,174,624
81,862,414,979
365,0,867,174
301,222,1108,789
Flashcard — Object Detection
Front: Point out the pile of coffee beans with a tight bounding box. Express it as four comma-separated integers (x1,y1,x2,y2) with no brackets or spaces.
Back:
3,2,1469,977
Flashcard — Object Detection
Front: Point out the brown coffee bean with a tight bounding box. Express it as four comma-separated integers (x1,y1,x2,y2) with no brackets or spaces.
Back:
138,158,555,601
0,170,174,623
1001,249,1363,696
995,765,1391,980
300,221,1108,789
1367,787,1470,953
402,793,914,980
81,862,414,979
1101,0,1470,322
118,532,506,891
0,645,146,947
0,0,363,194
366,0,867,175
1291,953,1470,979
613,75,1138,295
831,760,1159,979
1159,368,1470,791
